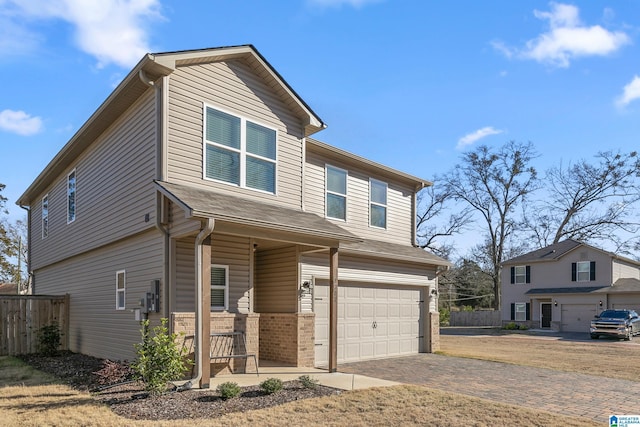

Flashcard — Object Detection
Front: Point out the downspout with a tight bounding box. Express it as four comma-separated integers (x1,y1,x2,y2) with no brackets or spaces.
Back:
141,70,172,320
190,218,215,387
19,205,32,293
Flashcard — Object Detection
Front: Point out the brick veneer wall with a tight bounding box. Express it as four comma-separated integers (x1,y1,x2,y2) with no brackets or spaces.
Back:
429,312,440,352
172,312,260,375
259,313,315,367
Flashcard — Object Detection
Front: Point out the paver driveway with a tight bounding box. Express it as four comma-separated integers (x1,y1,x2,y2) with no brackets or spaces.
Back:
340,353,640,423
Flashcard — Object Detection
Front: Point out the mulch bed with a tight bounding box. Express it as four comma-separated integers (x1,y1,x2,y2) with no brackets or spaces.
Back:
18,351,340,421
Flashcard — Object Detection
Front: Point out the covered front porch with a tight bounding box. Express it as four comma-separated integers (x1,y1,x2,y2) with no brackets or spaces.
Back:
157,181,358,388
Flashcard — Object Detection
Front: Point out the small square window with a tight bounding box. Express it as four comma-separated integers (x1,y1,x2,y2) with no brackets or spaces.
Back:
514,303,526,321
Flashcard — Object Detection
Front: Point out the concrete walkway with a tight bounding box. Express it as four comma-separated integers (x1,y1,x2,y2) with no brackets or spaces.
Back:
339,353,640,424
204,363,399,391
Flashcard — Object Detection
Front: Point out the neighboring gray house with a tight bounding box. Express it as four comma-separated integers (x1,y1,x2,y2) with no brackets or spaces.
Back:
501,239,640,332
17,45,449,387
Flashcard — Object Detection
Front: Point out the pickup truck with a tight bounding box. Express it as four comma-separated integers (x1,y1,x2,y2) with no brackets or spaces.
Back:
590,309,640,340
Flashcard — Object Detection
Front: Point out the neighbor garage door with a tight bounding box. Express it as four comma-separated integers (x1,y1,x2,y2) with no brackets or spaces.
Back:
561,304,597,332
314,281,422,367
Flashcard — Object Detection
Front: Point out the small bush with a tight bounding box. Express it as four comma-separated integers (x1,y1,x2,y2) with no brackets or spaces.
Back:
131,318,192,395
518,324,529,330
260,377,283,394
298,374,319,389
36,323,62,356
439,308,450,326
217,381,241,399
503,322,518,330
93,359,134,385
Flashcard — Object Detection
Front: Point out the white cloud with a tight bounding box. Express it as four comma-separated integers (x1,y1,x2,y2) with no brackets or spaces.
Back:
0,0,162,68
0,109,43,136
494,3,629,68
308,0,382,8
616,76,640,108
457,127,503,150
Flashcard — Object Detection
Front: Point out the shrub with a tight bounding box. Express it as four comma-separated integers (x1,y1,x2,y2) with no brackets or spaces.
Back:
298,374,319,389
503,322,518,330
439,308,450,326
93,359,134,385
36,323,62,356
260,377,283,394
131,318,192,395
217,381,241,399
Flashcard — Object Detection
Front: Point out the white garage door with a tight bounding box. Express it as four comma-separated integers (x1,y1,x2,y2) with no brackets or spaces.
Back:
561,304,597,332
314,281,422,367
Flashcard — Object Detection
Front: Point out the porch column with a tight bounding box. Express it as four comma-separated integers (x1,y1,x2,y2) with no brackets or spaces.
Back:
329,247,339,372
200,236,211,388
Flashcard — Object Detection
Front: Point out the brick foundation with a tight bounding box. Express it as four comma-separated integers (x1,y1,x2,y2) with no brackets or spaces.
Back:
428,312,440,352
259,313,315,367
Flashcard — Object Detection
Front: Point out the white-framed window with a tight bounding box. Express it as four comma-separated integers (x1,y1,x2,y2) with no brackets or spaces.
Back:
514,302,527,321
369,178,387,229
326,165,347,220
211,264,229,311
116,270,126,310
67,169,76,223
514,266,526,284
42,194,49,239
203,105,277,194
576,261,591,282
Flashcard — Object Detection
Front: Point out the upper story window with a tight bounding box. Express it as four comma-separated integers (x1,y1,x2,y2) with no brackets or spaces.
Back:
67,169,76,223
116,270,126,310
510,265,530,284
369,179,387,229
211,265,229,311
42,194,49,239
326,165,347,220
572,261,595,282
204,106,277,194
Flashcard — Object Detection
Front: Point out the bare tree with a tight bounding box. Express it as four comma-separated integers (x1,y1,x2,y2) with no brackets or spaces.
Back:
0,183,14,283
442,141,539,309
415,183,472,260
523,150,640,256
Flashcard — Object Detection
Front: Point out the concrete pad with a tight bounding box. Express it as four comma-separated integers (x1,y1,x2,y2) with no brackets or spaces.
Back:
197,365,399,391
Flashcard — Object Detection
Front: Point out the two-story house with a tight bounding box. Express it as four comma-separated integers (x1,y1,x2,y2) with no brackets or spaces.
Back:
17,45,449,387
501,239,640,332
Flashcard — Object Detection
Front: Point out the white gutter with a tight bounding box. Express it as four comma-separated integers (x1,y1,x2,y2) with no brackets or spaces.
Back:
190,218,215,387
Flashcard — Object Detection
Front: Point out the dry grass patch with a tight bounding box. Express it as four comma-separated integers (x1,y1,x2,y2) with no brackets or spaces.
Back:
440,333,640,381
0,356,599,427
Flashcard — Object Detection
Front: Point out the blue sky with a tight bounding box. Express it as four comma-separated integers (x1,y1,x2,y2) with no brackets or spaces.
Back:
1,0,639,253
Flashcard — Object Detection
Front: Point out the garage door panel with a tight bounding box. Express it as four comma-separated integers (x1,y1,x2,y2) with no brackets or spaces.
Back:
314,281,423,366
561,304,597,332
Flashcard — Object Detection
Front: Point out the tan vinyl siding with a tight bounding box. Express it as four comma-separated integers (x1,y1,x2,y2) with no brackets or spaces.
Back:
612,259,640,282
305,150,414,244
167,60,305,210
33,229,163,361
255,246,298,313
174,234,251,314
168,200,200,238
300,252,435,313
30,89,158,270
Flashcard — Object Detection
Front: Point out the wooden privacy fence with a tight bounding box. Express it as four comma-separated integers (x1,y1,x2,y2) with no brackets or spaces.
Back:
450,310,501,327
0,295,69,356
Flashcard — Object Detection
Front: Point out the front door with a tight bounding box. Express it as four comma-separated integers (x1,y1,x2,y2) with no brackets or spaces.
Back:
541,303,552,328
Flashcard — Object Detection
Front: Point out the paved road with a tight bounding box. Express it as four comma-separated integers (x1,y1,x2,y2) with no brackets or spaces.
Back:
340,352,640,423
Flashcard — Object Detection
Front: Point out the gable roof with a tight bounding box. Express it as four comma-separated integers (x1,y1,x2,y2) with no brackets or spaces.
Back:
503,239,640,267
155,180,359,246
17,45,324,207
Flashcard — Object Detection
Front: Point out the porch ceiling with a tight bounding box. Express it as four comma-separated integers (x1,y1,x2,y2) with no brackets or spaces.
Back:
155,180,360,246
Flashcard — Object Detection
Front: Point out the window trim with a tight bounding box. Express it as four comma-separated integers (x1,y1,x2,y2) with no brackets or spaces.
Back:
211,264,229,311
202,104,278,195
67,169,76,224
42,194,49,239
369,178,388,229
576,261,591,282
514,302,527,321
325,164,348,221
115,270,126,310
